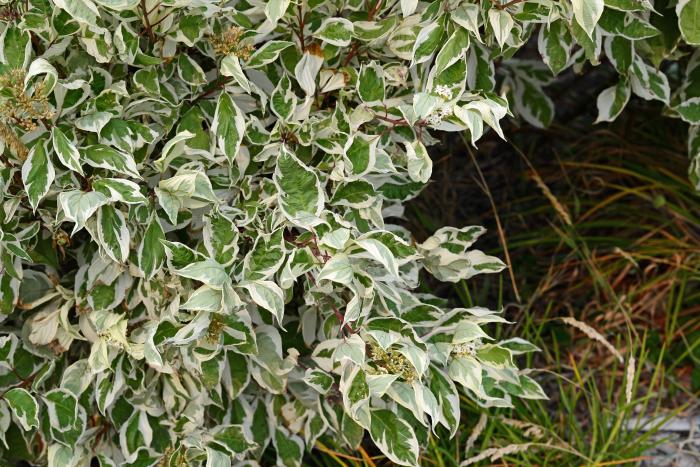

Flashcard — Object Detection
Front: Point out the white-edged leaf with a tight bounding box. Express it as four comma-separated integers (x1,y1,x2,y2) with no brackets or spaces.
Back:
368,409,419,466
58,190,110,234
355,238,400,280
405,140,432,183
22,143,55,211
316,18,354,46
265,0,290,25
138,215,166,280
175,259,229,290
273,147,324,226
52,127,84,175
317,253,354,285
212,92,246,164
96,205,130,263
678,0,700,45
221,54,251,93
572,0,604,37
4,388,39,431
242,280,285,324
595,80,631,123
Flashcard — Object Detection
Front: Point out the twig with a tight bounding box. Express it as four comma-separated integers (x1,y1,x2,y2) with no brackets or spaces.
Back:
299,234,357,335
192,77,231,102
341,0,382,66
368,0,383,19
306,272,356,335
149,10,172,29
146,0,161,14
0,367,39,399
374,114,408,125
342,42,360,67
139,0,157,43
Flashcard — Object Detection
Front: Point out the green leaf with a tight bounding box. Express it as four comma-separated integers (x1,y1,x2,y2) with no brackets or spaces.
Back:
368,409,419,466
265,0,291,25
220,55,250,93
273,147,324,226
119,410,150,458
605,36,633,73
304,368,334,394
203,212,239,266
212,92,246,164
341,366,369,416
488,9,513,48
44,389,78,432
538,21,572,75
344,134,377,178
92,178,147,204
676,97,700,123
412,18,445,63
331,180,377,208
435,27,469,75
405,140,432,183
317,253,354,285
679,0,700,45
242,280,284,324
177,54,207,86
22,142,55,212
476,344,514,369
316,18,354,46
273,427,304,467
211,425,255,455
271,75,297,121
4,388,39,431
246,41,294,68
500,374,548,400
429,367,460,435
243,230,285,280
595,79,631,123
58,190,109,234
96,205,130,263
572,0,605,37
52,127,84,175
630,57,670,103
509,75,554,128
53,0,100,26
175,259,229,290
133,68,160,94
0,26,31,69
357,62,385,103
83,145,141,179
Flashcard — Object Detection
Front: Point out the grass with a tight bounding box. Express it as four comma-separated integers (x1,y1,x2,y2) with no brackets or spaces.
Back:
310,108,700,465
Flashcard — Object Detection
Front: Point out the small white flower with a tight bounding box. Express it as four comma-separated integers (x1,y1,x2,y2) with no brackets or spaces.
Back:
435,85,453,100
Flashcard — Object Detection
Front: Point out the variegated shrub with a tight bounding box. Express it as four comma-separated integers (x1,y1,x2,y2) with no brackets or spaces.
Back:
2,0,698,465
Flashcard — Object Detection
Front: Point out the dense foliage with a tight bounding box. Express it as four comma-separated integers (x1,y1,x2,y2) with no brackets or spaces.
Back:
0,0,698,465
